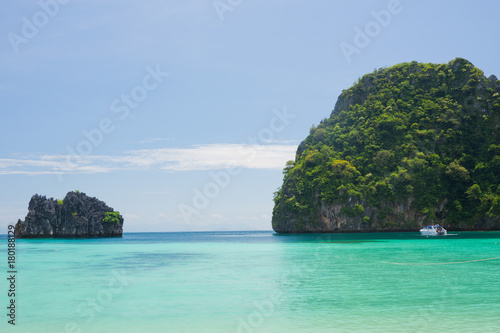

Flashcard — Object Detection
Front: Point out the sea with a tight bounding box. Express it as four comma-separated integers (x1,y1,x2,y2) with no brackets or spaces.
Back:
1,231,500,333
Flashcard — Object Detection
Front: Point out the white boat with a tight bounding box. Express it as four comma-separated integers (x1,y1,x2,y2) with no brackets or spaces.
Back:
420,225,447,236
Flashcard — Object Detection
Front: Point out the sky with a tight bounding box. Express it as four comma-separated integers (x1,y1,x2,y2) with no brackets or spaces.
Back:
1,0,499,232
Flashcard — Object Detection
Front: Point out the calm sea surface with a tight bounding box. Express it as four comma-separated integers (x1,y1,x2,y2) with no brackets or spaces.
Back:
1,231,500,332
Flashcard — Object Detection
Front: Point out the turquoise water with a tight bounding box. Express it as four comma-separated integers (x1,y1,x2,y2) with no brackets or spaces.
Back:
1,231,500,332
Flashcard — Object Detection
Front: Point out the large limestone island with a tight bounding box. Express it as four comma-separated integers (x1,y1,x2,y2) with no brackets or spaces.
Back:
15,191,123,238
273,58,500,233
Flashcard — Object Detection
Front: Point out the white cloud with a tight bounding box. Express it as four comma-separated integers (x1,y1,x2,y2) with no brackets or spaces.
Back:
139,137,176,144
123,213,140,220
131,144,297,171
237,216,259,221
132,191,172,196
0,144,297,176
260,139,299,145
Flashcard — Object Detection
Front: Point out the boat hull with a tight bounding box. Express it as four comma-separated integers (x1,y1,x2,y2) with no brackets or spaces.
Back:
420,225,447,236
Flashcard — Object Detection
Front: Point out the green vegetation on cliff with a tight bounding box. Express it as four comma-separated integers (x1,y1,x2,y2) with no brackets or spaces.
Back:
103,211,121,225
273,58,500,232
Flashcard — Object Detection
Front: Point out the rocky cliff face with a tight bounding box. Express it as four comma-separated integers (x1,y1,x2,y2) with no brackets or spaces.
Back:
272,195,500,233
14,191,123,238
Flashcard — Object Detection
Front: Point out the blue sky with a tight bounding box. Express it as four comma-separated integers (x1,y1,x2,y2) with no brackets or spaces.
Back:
1,0,499,232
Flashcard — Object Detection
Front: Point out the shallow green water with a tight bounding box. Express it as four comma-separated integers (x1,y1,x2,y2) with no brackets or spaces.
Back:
1,231,500,332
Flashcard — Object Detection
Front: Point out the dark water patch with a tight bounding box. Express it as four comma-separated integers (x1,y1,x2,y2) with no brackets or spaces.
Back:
110,252,213,270
121,231,277,244
73,252,212,271
274,231,500,243
317,240,384,244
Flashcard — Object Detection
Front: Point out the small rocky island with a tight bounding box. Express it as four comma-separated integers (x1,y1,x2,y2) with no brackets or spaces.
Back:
14,191,123,238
